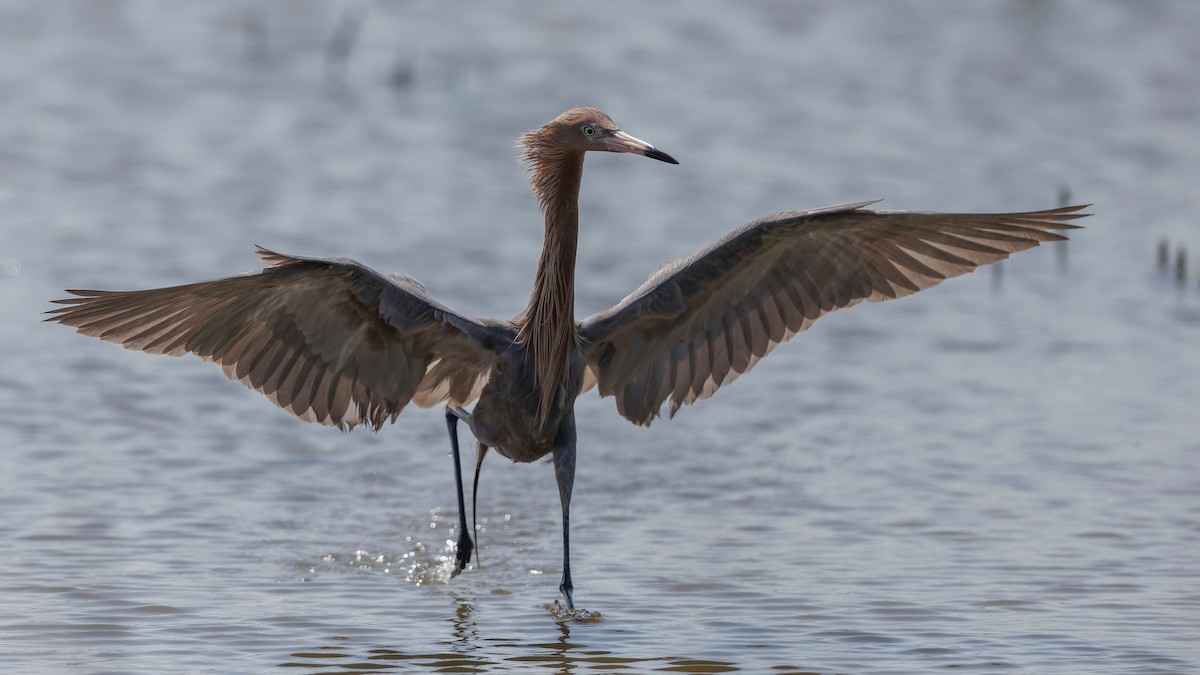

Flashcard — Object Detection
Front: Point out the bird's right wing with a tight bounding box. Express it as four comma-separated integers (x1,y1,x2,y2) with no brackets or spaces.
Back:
580,202,1087,426
48,247,510,430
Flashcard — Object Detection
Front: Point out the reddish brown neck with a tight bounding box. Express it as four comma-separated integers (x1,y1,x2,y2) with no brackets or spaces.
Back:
515,151,584,422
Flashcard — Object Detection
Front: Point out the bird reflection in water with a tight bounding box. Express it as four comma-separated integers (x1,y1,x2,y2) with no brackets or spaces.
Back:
281,601,742,674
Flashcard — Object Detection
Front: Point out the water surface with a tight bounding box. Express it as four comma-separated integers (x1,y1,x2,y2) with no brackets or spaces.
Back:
2,2,1198,672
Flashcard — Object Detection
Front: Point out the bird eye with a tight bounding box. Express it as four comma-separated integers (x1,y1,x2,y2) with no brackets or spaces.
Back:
582,125,596,137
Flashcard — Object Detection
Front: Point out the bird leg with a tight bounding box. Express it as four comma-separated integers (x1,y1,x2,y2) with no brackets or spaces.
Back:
471,442,489,567
444,406,473,577
552,414,578,610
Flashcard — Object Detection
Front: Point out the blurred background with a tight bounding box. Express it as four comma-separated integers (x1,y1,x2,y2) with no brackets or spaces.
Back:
1,1,1197,673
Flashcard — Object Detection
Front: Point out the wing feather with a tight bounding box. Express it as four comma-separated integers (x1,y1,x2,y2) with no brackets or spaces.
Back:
49,248,506,430
580,202,1087,426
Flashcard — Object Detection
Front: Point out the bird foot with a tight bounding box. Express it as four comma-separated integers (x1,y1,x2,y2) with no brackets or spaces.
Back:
558,579,574,610
451,533,473,578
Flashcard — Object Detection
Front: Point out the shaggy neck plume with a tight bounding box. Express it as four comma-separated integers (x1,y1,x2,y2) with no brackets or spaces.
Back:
515,138,584,423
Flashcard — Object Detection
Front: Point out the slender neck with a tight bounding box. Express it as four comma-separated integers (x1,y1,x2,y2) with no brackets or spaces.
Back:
516,151,584,421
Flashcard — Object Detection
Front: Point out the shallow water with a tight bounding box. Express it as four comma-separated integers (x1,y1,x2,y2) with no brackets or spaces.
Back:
2,1,1199,672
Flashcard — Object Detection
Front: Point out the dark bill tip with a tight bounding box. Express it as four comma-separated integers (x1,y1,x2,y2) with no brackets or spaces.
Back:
643,147,679,164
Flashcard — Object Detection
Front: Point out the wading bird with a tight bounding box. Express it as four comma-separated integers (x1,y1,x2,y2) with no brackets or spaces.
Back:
49,108,1086,610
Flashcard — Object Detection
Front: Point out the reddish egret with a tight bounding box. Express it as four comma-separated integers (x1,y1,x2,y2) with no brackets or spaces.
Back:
49,107,1087,609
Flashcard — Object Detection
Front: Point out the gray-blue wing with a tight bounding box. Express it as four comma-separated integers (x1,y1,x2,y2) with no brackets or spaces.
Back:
579,202,1088,426
48,247,509,430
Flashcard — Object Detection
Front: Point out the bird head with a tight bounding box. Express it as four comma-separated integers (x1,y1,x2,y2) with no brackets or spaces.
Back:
519,107,678,165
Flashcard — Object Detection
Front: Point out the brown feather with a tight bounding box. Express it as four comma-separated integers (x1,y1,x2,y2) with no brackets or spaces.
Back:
513,113,597,423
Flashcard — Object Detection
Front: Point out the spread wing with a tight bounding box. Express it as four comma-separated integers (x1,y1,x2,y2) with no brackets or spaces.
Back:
580,202,1088,426
48,247,509,430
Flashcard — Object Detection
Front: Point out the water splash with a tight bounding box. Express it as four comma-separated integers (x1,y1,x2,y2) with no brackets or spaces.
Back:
546,600,603,623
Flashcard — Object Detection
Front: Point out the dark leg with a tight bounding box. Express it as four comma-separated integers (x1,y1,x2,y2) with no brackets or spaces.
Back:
552,413,577,609
471,443,489,565
445,406,473,577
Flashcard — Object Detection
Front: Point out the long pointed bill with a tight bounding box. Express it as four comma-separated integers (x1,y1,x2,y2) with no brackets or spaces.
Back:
605,130,679,164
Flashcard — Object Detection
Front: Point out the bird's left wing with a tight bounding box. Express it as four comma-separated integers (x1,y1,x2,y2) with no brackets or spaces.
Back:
48,247,509,430
579,202,1087,426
